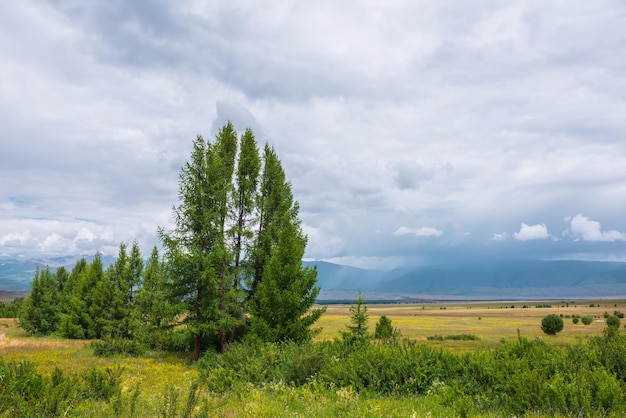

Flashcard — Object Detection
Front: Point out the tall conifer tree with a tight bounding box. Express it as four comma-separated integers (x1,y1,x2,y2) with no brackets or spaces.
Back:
160,122,324,359
249,145,325,342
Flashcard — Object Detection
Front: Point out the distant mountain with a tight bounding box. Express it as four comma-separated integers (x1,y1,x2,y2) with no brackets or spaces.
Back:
374,260,626,299
303,261,397,291
4,256,626,300
0,255,115,291
304,259,626,300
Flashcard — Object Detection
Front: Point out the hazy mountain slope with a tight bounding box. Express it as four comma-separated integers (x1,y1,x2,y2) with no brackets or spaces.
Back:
0,255,115,291
376,260,626,299
4,257,626,299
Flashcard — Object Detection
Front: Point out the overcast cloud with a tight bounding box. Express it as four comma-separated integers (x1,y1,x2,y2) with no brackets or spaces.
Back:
1,1,626,268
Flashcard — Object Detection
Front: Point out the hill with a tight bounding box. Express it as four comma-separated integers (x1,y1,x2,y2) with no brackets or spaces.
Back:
4,256,626,300
0,255,115,291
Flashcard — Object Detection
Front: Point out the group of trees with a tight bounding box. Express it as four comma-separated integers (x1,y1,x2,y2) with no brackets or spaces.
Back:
342,292,402,345
0,297,22,318
18,244,170,343
18,123,325,360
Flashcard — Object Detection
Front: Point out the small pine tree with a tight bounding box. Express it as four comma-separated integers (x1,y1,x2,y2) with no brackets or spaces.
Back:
374,314,401,342
18,267,60,335
344,292,369,343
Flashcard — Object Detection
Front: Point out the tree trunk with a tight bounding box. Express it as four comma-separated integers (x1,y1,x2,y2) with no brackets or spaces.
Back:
193,332,201,362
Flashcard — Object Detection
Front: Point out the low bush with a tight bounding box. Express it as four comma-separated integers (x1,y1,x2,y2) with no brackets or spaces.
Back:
92,338,146,357
0,359,125,416
541,314,564,335
426,334,479,341
196,332,626,416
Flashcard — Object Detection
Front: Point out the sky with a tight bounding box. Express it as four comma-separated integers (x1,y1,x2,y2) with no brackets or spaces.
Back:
1,1,626,269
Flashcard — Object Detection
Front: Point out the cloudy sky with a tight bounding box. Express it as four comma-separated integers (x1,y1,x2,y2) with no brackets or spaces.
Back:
1,1,626,268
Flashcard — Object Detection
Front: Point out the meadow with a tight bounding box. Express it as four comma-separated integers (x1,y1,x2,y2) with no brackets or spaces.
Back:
316,299,617,347
1,299,625,417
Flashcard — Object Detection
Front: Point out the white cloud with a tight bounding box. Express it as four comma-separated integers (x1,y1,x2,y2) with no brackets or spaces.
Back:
568,214,625,242
513,223,550,241
1,2,626,267
394,226,443,237
0,231,32,247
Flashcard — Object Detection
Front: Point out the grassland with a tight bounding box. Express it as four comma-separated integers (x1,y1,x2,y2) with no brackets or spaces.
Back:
1,299,625,417
316,299,620,348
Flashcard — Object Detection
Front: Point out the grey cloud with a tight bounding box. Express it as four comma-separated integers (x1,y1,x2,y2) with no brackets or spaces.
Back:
393,162,433,190
2,1,626,267
211,101,264,138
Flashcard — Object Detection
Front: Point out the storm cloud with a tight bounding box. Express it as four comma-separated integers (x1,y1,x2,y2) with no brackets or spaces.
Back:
1,1,625,267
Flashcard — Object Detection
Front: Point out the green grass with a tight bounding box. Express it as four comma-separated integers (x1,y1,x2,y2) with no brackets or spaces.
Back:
315,300,615,349
2,300,626,417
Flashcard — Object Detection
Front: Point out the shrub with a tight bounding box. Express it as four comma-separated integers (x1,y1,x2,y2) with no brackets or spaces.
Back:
604,316,620,338
427,334,479,341
572,316,580,324
581,315,594,325
374,315,401,342
606,315,621,330
91,338,145,357
541,314,564,335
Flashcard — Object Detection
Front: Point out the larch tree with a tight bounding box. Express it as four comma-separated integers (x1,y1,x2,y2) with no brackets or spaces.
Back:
105,242,143,339
160,122,324,360
160,134,221,361
18,267,60,335
227,128,260,343
135,246,171,330
248,145,325,343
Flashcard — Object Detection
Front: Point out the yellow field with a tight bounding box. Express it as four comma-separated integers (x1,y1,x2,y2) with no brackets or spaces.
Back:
0,318,196,410
1,300,625,416
315,299,623,349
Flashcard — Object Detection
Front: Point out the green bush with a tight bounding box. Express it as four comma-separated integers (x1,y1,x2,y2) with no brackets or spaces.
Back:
427,334,479,341
582,315,594,325
374,315,401,342
91,338,146,357
541,314,564,335
606,315,621,329
0,359,125,416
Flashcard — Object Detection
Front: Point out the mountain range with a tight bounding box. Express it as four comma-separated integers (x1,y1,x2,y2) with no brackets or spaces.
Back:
2,256,626,300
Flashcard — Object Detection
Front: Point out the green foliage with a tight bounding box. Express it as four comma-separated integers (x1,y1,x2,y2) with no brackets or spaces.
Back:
84,366,124,401
605,315,621,338
159,124,324,358
17,124,324,362
541,313,564,335
572,316,580,324
91,337,146,357
582,315,594,325
135,246,174,331
6,331,626,416
427,334,479,341
343,292,369,344
0,298,23,318
18,267,61,335
374,315,402,342
248,145,325,344
0,359,125,416
607,315,621,329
